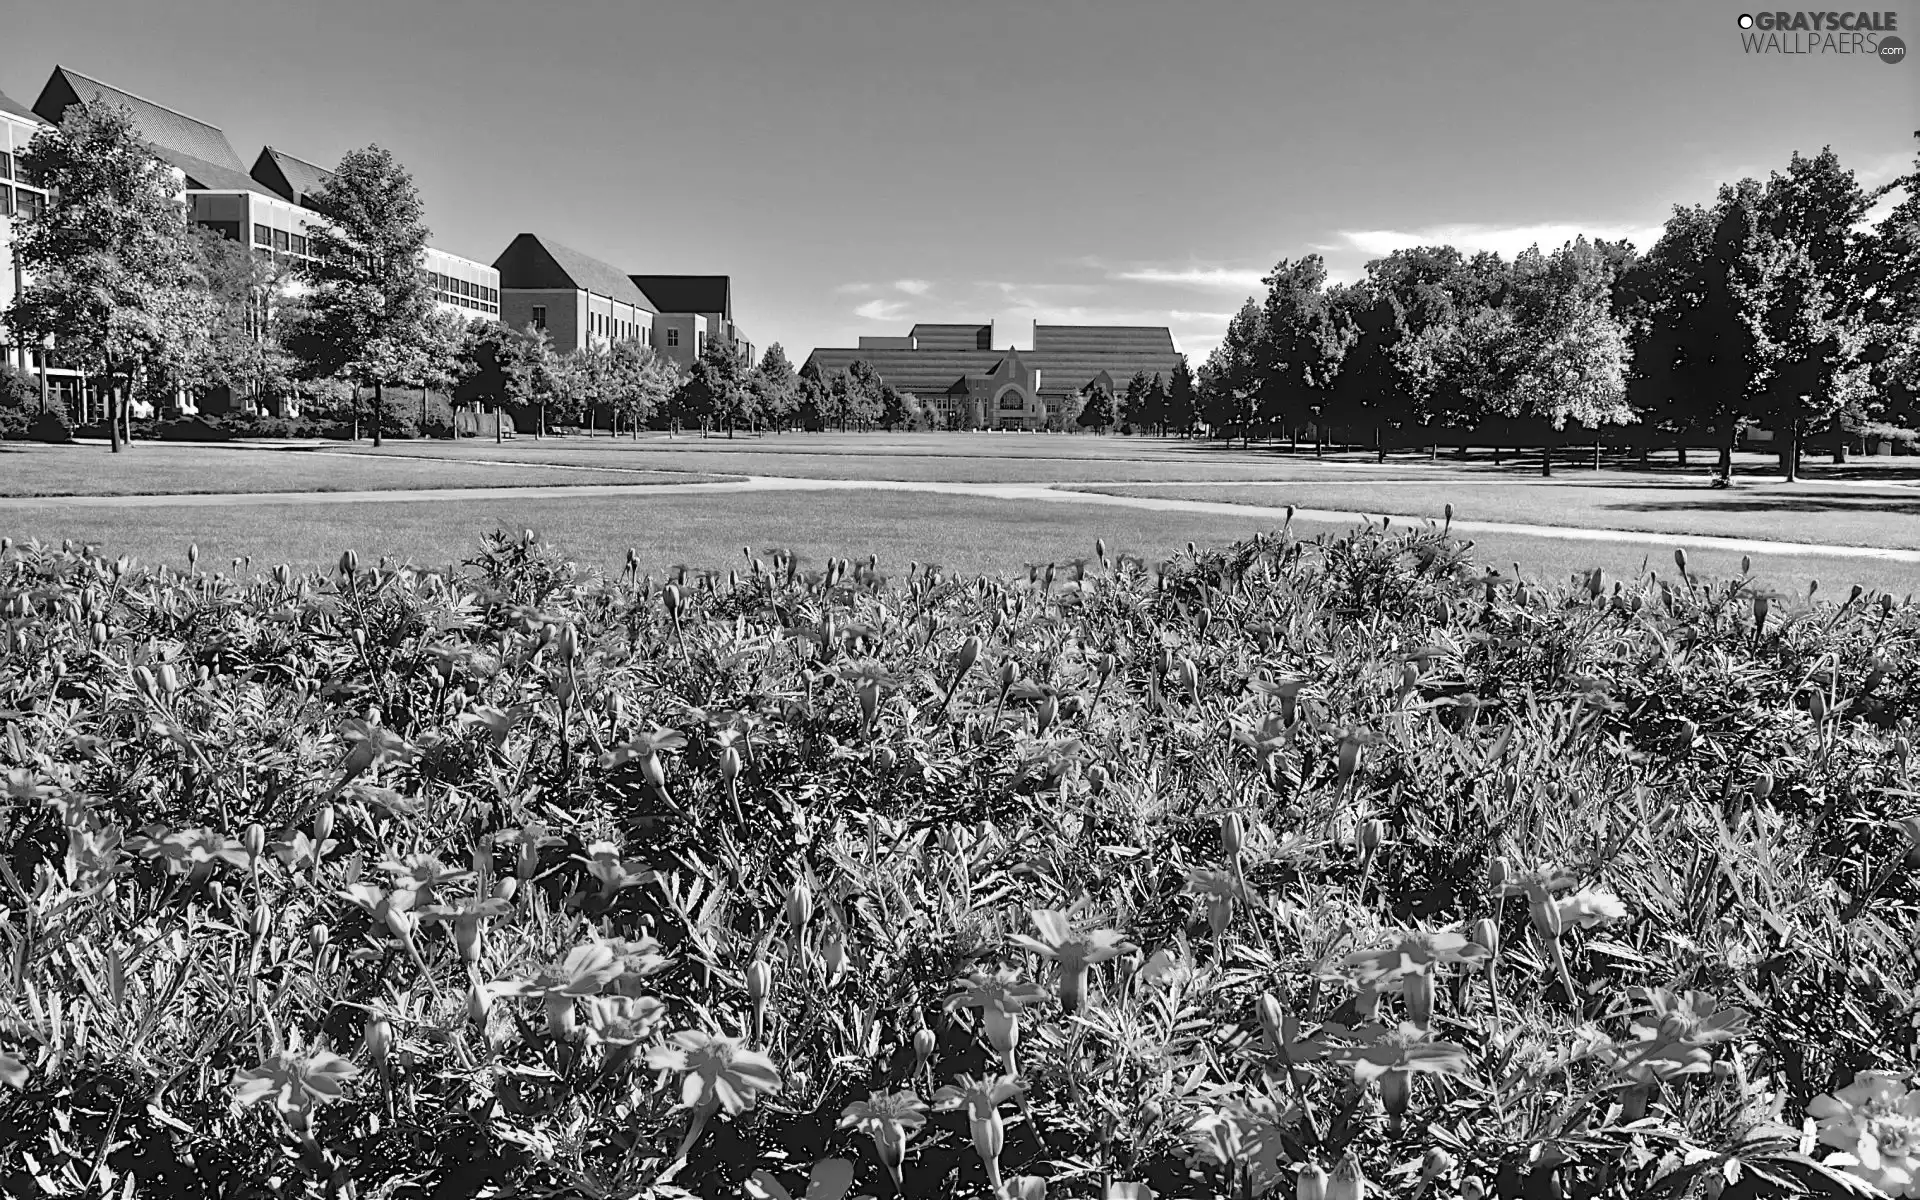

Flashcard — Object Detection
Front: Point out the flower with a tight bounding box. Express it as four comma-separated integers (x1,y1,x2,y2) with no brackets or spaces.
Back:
839,1089,929,1192
232,1036,360,1122
1331,1022,1474,1119
1340,927,1490,1027
1008,909,1136,1014
1536,888,1628,937
647,1030,783,1116
417,895,512,964
947,969,1049,1072
1808,1071,1920,1198
932,1074,1023,1196
584,994,667,1050
508,943,624,1039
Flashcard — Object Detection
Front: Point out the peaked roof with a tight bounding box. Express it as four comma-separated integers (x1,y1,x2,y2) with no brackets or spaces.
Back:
0,88,46,126
630,275,730,318
251,146,335,208
33,66,246,172
494,233,655,310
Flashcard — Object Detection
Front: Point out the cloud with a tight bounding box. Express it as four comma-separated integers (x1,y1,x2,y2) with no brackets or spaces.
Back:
834,281,877,295
1111,266,1270,291
1331,222,1667,259
893,279,932,296
853,298,911,322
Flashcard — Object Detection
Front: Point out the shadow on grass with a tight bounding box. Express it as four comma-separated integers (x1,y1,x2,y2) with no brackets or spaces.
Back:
1607,495,1920,516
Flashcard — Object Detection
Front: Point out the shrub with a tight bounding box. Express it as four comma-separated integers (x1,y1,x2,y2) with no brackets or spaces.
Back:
0,523,1916,1198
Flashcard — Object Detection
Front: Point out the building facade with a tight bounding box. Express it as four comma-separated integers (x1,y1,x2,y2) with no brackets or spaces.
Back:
494,233,658,353
629,275,751,368
0,89,56,390
805,322,1182,430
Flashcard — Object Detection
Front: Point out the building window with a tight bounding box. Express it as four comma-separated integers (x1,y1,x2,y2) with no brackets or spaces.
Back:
290,234,306,256
0,186,12,218
19,189,44,219
254,224,272,246
273,229,290,252
0,152,11,181
666,328,679,347
531,306,546,330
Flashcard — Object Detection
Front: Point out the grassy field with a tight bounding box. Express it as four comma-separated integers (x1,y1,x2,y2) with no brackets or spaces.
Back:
0,442,732,495
1067,477,1920,550
8,433,1920,595
7,486,1920,597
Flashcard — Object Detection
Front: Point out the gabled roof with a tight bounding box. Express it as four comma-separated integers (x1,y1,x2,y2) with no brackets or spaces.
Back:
33,66,246,172
804,347,1007,394
630,275,730,318
494,233,656,310
0,88,47,127
251,146,336,208
160,147,274,195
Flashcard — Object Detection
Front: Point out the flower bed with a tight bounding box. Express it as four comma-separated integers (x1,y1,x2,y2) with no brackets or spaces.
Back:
0,518,1917,1199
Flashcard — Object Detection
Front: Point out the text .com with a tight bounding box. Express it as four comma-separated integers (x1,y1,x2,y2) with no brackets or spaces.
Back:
1737,11,1906,58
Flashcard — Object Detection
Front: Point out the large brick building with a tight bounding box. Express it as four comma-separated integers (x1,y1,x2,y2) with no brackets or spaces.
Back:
804,322,1182,430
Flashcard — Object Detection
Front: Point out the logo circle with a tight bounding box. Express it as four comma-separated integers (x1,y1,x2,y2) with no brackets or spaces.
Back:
1880,35,1907,63
1738,12,1754,27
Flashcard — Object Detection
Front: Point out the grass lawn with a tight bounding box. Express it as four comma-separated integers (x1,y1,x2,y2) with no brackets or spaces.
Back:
1066,477,1920,551
7,487,1920,598
0,442,734,496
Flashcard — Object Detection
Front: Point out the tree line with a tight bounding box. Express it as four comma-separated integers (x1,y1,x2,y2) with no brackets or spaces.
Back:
1190,141,1919,478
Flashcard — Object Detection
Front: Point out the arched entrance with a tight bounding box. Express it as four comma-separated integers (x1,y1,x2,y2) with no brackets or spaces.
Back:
992,385,1030,430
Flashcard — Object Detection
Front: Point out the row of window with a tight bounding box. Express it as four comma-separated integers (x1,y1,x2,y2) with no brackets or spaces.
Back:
252,223,311,257
0,184,47,219
426,273,498,304
0,151,44,189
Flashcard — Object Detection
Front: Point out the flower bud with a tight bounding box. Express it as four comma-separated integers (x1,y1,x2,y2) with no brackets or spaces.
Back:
1751,772,1774,802
1221,811,1247,859
720,744,742,784
1404,970,1434,1028
955,635,981,680
493,876,518,901
244,823,266,863
1461,1178,1487,1200
467,981,491,1030
313,804,335,845
248,906,272,941
1296,1165,1329,1200
1809,688,1827,724
308,924,329,955
640,751,667,790
1256,992,1286,1050
746,958,772,1003
1327,1151,1366,1200
365,1016,392,1065
132,665,158,702
1488,855,1511,894
1360,818,1386,853
339,549,357,577
663,584,682,617
785,880,814,932
1674,547,1688,575
912,1026,936,1065
1421,1147,1455,1184
1473,917,1501,959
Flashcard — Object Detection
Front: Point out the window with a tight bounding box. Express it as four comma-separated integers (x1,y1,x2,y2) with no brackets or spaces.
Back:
0,186,12,218
290,234,306,256
254,223,272,246
666,328,679,347
531,306,546,329
19,189,44,219
273,229,290,252
0,152,11,181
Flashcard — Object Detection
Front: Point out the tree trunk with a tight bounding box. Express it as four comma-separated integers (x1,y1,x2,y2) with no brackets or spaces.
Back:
495,404,504,443
108,375,123,453
1593,436,1601,471
1541,428,1554,477
538,401,546,439
420,386,428,437
1782,404,1802,483
1677,444,1688,468
372,382,384,448
1718,425,1735,479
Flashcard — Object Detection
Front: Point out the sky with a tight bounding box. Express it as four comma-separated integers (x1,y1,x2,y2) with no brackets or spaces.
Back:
3,0,1916,363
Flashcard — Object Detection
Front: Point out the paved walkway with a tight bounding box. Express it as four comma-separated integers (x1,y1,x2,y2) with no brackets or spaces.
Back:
6,473,1918,563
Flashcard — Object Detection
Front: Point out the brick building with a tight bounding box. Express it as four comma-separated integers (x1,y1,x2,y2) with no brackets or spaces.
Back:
804,321,1181,430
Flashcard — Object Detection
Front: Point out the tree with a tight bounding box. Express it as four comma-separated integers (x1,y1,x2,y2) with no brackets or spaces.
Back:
1322,283,1404,457
1077,384,1116,433
676,336,752,436
1122,370,1152,433
842,361,884,431
1256,255,1344,446
606,338,677,437
191,228,299,415
5,99,216,452
1167,356,1199,436
294,145,437,448
1626,181,1776,474
1505,241,1634,474
1141,372,1170,436
749,344,798,432
1201,300,1264,444
1743,238,1871,481
500,323,561,438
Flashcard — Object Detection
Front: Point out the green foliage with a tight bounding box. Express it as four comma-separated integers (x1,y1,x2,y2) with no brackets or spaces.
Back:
1,523,1918,1198
750,344,799,431
3,98,217,448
